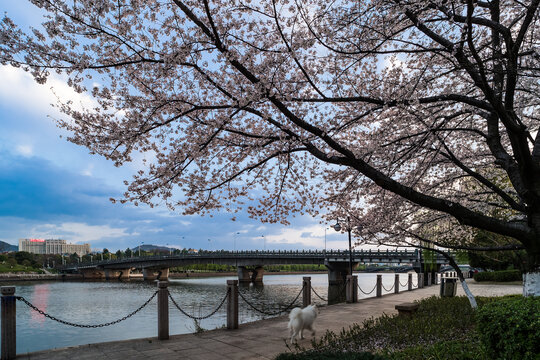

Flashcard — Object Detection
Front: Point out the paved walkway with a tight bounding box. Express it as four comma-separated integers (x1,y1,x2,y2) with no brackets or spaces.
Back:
18,281,522,360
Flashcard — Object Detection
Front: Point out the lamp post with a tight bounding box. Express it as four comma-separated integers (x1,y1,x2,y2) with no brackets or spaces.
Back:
139,242,144,257
233,232,240,252
333,216,354,276
262,235,265,251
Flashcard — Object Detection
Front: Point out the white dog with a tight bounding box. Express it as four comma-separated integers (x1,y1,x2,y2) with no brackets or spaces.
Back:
288,305,318,343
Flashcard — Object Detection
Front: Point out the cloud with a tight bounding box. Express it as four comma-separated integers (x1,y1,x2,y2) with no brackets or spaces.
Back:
16,144,33,157
0,65,96,117
31,222,131,244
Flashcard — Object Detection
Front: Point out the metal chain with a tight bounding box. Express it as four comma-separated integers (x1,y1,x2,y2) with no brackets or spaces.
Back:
411,280,418,288
238,286,303,316
381,281,395,292
358,283,377,295
168,289,229,320
310,286,327,302
16,291,158,328
399,280,409,288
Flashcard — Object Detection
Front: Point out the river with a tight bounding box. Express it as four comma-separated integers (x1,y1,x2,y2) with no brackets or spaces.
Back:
1,272,411,355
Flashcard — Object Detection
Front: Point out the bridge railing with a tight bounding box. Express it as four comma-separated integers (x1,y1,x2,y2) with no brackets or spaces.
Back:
60,249,430,270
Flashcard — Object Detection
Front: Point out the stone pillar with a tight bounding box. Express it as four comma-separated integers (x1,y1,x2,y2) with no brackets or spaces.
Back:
1,287,16,360
418,273,424,288
427,273,432,286
303,277,311,307
157,282,169,340
251,266,264,283
227,280,238,329
408,273,412,291
157,268,169,281
143,268,157,281
376,275,382,298
237,266,251,283
346,275,358,303
394,274,400,294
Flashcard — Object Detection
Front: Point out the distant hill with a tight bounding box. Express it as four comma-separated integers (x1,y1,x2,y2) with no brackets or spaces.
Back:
0,241,17,252
130,244,174,252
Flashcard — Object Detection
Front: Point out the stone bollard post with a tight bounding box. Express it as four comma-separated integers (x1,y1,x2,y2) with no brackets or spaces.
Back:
376,275,382,297
418,273,424,289
408,273,412,291
157,281,169,340
394,274,400,294
2,286,16,360
346,275,358,303
302,277,311,307
227,280,238,329
427,273,432,286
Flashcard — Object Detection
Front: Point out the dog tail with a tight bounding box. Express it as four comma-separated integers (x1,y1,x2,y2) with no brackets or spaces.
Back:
289,307,302,322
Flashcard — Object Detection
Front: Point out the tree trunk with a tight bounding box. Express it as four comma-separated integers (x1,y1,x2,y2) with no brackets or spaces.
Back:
454,266,478,309
523,239,540,296
523,270,540,296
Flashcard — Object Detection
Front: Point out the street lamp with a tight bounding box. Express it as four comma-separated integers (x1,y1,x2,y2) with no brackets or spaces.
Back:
262,235,265,251
333,216,355,276
234,232,240,252
139,242,144,257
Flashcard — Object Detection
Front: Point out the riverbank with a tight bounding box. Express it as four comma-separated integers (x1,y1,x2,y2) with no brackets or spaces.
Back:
17,280,522,359
0,273,83,281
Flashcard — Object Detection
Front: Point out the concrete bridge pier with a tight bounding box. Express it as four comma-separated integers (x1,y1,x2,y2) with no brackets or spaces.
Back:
80,269,105,280
325,261,357,285
237,266,251,283
251,266,264,283
105,269,131,280
143,268,169,281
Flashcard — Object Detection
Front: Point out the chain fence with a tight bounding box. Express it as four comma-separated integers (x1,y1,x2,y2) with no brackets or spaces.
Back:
399,279,409,288
411,279,418,288
237,286,303,316
358,283,377,295
381,281,395,292
168,289,229,320
16,291,158,328
310,286,328,302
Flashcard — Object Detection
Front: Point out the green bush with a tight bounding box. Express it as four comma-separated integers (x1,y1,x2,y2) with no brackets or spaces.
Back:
473,270,521,282
390,339,487,360
476,296,540,360
276,351,388,360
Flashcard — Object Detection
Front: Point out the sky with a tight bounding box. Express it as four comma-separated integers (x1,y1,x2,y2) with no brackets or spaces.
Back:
0,3,354,253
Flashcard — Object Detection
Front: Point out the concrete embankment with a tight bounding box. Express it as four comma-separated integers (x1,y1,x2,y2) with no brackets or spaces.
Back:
17,281,522,360
0,273,83,281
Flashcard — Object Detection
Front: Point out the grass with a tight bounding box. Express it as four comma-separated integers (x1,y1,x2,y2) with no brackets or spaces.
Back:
0,263,44,273
277,296,508,360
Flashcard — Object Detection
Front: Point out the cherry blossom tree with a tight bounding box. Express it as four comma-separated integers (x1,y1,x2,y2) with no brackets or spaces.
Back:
1,0,540,295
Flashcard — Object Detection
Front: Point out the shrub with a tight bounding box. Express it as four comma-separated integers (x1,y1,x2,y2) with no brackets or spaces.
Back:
390,339,488,360
476,296,540,360
276,351,388,360
473,270,521,282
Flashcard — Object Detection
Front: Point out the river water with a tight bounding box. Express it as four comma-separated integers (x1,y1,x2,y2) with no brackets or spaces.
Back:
1,272,411,355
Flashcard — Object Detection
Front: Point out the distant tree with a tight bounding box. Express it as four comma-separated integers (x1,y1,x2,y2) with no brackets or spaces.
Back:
103,248,109,254
125,248,132,257
116,250,122,258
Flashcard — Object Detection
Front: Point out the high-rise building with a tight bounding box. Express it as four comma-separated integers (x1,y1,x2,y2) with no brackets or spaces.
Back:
18,238,90,256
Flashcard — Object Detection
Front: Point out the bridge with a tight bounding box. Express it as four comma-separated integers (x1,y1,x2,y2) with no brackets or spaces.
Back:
60,249,449,285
